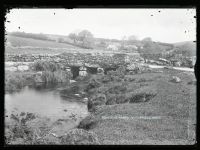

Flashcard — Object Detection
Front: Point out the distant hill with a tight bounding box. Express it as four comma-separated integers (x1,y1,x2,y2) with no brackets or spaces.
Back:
173,41,196,56
5,32,196,57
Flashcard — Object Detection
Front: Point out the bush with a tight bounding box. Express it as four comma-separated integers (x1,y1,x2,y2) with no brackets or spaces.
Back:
84,77,101,93
87,93,107,112
5,112,37,144
106,93,129,105
128,88,157,103
78,115,98,130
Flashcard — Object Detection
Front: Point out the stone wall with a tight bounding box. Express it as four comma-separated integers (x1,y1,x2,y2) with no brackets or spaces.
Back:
5,52,142,68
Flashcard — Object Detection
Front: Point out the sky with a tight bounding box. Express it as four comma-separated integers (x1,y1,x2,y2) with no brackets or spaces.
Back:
5,8,196,43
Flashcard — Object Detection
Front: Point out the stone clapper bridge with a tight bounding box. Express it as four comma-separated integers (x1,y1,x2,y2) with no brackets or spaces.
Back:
5,52,142,78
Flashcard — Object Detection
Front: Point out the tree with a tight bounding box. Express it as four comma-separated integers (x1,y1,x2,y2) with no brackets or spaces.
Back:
68,33,78,44
78,30,94,48
142,37,152,42
128,35,138,41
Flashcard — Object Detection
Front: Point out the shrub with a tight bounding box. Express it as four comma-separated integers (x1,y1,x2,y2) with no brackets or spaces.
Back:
87,93,107,112
128,88,157,103
78,115,98,130
84,77,101,93
5,112,37,144
106,93,129,105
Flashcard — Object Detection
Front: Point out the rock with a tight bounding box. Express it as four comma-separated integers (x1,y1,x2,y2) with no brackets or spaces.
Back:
83,97,88,103
5,66,17,72
171,76,181,83
74,94,80,97
5,62,15,67
60,129,100,145
36,71,43,75
70,80,76,83
17,65,29,71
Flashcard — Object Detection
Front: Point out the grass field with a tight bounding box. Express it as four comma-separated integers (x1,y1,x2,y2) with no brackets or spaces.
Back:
86,69,196,144
5,35,79,49
5,35,126,55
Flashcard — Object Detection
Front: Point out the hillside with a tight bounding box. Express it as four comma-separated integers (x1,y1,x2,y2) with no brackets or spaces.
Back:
5,33,196,58
173,41,196,56
5,35,79,49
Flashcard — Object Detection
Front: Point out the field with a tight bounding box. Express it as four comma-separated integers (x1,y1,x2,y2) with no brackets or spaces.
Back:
5,35,118,55
82,69,196,144
5,35,79,49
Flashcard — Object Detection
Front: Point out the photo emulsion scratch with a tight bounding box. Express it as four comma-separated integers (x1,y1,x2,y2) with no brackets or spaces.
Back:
4,8,196,145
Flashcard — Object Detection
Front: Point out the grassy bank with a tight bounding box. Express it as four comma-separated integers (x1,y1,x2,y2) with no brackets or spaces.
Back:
5,63,196,145
78,68,196,144
5,60,72,92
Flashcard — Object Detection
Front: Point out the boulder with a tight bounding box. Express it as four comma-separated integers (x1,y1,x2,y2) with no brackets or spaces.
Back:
70,80,76,83
17,65,29,71
5,62,15,67
60,129,100,145
5,66,17,72
171,76,181,83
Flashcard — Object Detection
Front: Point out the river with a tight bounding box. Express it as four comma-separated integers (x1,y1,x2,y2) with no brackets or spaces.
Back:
5,83,89,123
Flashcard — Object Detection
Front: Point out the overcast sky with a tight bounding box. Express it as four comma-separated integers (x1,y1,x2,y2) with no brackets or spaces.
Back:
5,8,196,43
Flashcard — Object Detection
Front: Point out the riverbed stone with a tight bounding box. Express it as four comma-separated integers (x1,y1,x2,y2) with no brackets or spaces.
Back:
171,76,181,83
5,66,17,72
17,65,29,71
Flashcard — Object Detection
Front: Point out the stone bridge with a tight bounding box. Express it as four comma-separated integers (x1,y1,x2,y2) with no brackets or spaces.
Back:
5,52,143,78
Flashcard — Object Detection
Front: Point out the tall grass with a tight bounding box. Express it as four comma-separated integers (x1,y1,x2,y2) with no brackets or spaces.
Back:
5,60,72,92
41,70,71,83
5,71,35,92
31,60,61,72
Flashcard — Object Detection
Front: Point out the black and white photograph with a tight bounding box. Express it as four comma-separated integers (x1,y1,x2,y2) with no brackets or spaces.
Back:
4,8,196,145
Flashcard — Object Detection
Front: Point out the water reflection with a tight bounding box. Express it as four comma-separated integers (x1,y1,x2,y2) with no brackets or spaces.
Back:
5,84,88,121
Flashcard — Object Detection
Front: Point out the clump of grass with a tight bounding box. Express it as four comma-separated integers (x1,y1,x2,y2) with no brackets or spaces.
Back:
5,71,35,92
127,87,157,103
5,112,37,144
41,70,70,83
78,115,99,130
30,60,61,72
88,93,107,112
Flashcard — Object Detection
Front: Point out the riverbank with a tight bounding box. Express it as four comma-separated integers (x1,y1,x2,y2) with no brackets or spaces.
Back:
5,64,196,145
77,68,196,145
